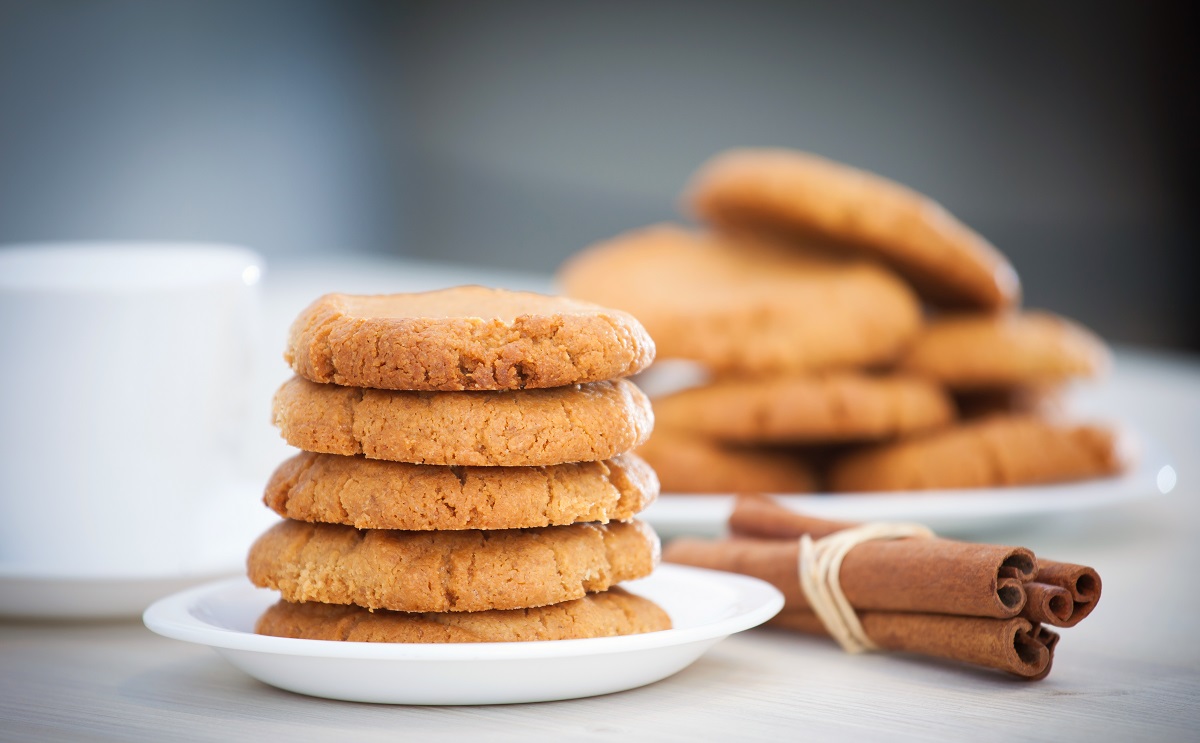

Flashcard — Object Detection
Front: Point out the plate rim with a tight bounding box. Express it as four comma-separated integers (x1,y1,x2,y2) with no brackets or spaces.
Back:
142,563,785,661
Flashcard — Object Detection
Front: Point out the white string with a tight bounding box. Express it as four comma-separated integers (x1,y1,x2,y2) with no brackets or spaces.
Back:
798,522,935,654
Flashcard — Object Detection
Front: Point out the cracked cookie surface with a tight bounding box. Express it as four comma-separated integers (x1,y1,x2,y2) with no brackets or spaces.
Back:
255,587,671,643
285,286,655,391
247,518,660,612
272,376,653,466
264,451,658,530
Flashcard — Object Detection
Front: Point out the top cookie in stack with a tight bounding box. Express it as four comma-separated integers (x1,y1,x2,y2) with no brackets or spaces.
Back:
249,286,672,643
558,149,1128,494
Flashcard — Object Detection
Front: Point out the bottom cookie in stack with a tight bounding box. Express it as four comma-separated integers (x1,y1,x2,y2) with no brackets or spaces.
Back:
256,588,670,643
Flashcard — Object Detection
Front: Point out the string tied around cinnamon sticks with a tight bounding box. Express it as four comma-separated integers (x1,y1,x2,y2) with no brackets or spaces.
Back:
798,522,934,654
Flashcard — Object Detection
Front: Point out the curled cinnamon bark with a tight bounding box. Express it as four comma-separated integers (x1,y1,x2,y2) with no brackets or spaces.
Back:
1032,560,1102,627
769,609,1056,680
1020,582,1074,625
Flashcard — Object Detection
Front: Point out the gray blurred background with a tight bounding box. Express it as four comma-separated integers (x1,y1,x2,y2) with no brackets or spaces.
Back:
1,0,1195,349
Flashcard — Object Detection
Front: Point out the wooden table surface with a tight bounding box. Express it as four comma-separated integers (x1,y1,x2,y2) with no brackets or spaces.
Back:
2,258,1197,742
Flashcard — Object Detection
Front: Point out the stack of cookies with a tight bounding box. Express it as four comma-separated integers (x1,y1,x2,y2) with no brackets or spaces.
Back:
558,149,1127,494
248,287,672,642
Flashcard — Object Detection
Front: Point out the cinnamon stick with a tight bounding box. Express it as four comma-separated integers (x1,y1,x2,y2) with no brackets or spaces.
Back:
729,493,857,539
667,494,1097,680
769,608,1057,680
670,495,1036,619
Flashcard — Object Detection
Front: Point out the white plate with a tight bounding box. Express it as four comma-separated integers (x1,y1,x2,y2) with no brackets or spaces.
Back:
642,438,1176,538
142,564,783,705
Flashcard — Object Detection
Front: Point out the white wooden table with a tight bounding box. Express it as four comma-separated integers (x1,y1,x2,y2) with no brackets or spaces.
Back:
2,258,1197,742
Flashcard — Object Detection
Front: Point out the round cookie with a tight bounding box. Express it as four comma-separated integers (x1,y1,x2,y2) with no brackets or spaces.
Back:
264,451,659,530
272,376,653,466
557,224,921,375
637,430,817,494
285,286,655,391
900,311,1110,390
255,588,671,643
827,415,1131,492
682,148,1020,310
247,518,661,613
653,373,955,444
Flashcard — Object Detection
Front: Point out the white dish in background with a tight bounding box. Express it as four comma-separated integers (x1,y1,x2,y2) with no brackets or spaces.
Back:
642,438,1176,538
0,482,279,620
143,564,784,705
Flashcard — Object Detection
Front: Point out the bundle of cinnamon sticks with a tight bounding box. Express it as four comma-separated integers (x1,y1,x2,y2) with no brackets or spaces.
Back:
664,494,1101,679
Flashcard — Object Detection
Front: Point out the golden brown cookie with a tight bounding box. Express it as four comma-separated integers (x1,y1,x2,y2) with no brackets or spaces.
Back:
636,429,817,494
247,518,660,612
264,451,658,530
557,224,921,375
255,588,671,643
900,311,1110,390
653,373,955,444
827,415,1131,492
272,376,653,466
285,286,655,391
682,148,1020,310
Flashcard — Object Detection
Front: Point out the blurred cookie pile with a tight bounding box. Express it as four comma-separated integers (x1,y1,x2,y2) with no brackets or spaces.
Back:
247,287,672,642
558,149,1129,494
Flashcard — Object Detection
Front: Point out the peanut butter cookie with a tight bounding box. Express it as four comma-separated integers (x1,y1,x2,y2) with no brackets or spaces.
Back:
264,451,658,530
255,588,671,643
558,224,921,375
683,148,1019,309
900,311,1109,390
653,373,955,444
272,376,653,466
827,415,1130,492
286,286,654,391
247,518,660,612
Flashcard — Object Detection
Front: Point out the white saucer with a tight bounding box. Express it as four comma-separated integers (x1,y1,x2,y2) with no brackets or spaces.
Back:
0,485,279,620
142,564,784,705
0,570,243,620
642,437,1176,538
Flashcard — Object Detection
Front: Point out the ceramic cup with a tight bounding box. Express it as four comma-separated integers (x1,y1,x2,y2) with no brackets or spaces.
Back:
0,243,263,577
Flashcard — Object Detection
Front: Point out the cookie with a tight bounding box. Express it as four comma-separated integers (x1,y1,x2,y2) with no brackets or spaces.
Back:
247,518,660,612
682,148,1020,310
827,415,1131,492
255,587,671,643
558,224,921,375
900,311,1110,390
264,451,658,530
272,376,653,466
653,373,955,444
637,429,817,494
285,286,655,391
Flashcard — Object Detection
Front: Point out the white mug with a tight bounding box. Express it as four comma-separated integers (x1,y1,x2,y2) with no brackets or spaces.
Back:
0,242,263,577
